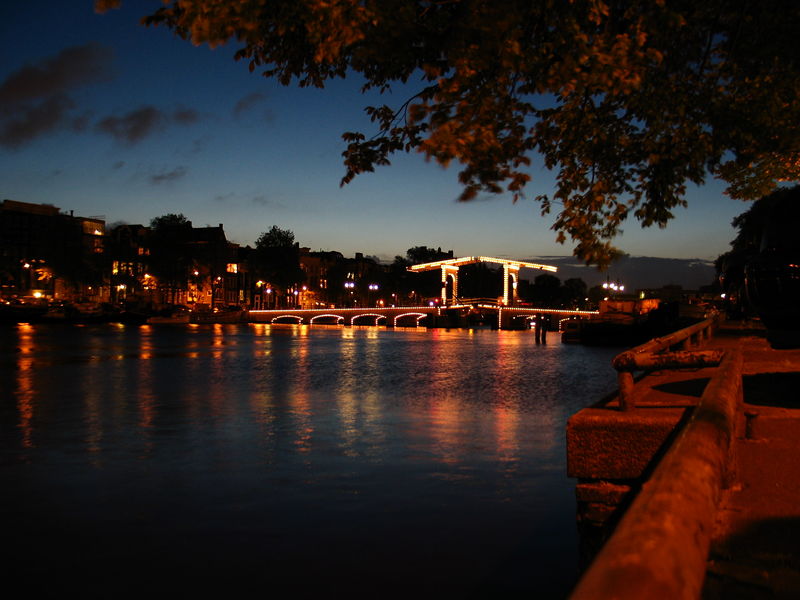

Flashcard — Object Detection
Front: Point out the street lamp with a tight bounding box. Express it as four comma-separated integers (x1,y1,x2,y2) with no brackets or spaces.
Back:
602,277,625,296
368,283,379,307
212,275,222,309
344,281,355,306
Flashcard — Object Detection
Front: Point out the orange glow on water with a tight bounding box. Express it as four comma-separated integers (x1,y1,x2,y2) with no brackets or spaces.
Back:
16,323,36,448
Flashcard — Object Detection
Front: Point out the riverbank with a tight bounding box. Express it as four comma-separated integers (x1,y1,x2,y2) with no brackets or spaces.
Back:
567,318,800,598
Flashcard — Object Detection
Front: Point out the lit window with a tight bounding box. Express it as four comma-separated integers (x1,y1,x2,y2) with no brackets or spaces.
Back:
226,263,239,273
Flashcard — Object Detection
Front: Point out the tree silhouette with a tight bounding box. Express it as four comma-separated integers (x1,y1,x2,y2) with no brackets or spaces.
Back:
148,213,192,304
256,225,295,249
251,225,304,294
716,185,800,313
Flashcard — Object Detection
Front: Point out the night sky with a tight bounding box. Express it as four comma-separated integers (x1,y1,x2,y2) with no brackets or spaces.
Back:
1,1,747,264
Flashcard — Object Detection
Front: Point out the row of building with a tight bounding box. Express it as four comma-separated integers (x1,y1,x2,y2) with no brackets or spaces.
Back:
0,199,433,311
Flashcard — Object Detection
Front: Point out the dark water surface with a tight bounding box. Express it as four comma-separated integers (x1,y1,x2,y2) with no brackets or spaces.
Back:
1,323,618,598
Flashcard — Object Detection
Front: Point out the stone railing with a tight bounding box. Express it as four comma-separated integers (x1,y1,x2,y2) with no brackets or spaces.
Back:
612,315,721,410
570,347,743,599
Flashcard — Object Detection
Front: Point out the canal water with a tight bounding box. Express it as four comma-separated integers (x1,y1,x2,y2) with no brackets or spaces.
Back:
1,323,618,598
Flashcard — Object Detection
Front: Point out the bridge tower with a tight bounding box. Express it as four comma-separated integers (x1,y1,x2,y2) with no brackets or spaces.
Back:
408,256,557,306
502,264,519,306
441,265,459,305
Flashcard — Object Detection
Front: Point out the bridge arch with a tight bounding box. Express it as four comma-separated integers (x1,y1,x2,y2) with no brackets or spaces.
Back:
310,314,345,325
351,313,387,326
393,312,428,327
271,315,304,324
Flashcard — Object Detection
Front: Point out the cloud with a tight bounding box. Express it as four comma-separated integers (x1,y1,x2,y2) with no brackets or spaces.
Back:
252,195,271,206
233,92,266,117
232,92,275,122
149,166,188,185
112,160,125,170
0,44,114,107
96,106,165,144
0,94,75,148
96,105,202,144
0,44,114,148
189,137,208,154
173,107,199,125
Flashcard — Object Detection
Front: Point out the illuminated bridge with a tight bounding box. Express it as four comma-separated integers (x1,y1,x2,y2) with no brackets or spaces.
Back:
247,304,598,330
407,255,558,307
248,306,440,327
249,256,599,329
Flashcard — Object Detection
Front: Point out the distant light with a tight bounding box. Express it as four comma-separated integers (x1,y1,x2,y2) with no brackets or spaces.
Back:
23,263,31,269
33,291,43,298
721,293,726,299
93,229,102,236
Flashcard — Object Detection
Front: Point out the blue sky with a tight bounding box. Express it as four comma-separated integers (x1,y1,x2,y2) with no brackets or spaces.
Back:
1,1,750,264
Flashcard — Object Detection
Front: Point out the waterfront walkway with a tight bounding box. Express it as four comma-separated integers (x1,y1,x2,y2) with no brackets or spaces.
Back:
568,320,800,598
704,323,800,598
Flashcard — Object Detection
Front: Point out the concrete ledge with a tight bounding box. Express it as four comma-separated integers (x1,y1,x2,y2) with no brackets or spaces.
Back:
570,349,743,600
576,482,633,526
567,407,689,480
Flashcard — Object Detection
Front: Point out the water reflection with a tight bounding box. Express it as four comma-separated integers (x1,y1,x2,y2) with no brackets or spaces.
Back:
15,323,35,449
1,322,619,597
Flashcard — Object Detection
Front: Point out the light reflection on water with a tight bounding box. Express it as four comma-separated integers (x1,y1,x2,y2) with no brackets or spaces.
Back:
1,323,618,598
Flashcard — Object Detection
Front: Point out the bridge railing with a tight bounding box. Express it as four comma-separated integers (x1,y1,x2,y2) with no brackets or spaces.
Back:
611,313,720,410
449,297,501,306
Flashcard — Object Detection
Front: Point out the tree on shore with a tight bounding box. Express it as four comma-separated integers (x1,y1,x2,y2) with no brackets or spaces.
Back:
251,225,304,293
715,185,800,311
99,1,800,266
148,213,192,304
